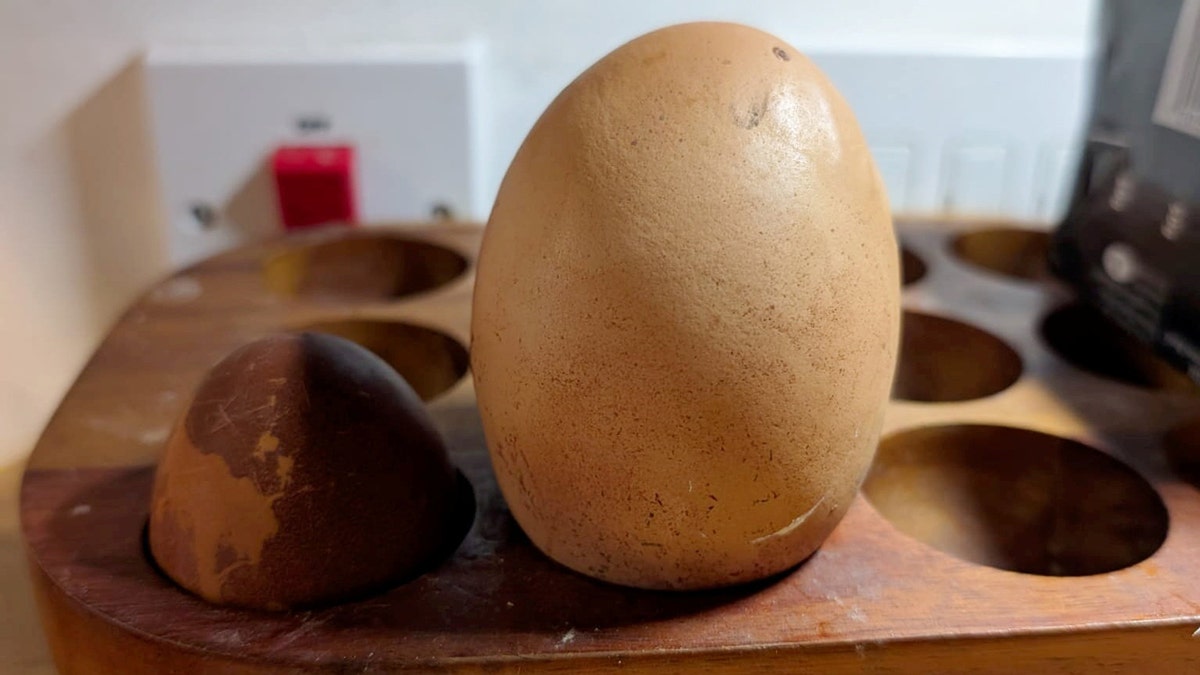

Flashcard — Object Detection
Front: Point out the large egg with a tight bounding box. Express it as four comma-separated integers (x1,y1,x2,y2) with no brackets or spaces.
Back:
472,22,899,589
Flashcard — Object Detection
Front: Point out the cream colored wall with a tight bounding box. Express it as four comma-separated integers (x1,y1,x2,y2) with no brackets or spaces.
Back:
0,0,1096,467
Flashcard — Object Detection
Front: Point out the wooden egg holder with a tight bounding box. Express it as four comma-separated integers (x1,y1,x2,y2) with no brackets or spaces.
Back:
20,220,1200,673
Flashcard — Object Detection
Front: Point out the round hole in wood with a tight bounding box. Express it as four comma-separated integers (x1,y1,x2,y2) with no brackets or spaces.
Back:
265,236,468,301
901,248,926,286
1041,303,1197,393
302,320,469,402
950,227,1050,281
893,311,1023,402
864,424,1168,576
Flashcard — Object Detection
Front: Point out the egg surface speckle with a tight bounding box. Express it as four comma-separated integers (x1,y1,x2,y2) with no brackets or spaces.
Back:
472,22,899,589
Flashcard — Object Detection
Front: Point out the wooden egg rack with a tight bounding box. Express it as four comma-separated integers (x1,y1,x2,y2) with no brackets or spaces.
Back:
20,219,1200,673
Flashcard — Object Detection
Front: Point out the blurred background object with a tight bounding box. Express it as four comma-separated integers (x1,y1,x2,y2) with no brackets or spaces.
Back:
1053,0,1200,386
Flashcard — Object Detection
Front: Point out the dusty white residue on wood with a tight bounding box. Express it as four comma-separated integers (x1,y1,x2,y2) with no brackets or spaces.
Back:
139,427,170,445
559,628,577,646
70,504,91,516
266,616,327,653
85,417,120,434
848,605,867,623
750,496,826,545
87,416,153,442
150,276,203,304
830,595,867,623
210,628,244,646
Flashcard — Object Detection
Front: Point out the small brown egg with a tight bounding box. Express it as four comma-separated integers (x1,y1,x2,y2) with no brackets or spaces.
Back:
148,332,465,610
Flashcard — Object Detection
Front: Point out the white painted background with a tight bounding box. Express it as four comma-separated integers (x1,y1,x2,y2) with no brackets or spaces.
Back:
0,0,1099,467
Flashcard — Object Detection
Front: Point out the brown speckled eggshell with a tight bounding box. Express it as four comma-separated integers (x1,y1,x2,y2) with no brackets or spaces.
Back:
148,332,463,610
471,22,899,590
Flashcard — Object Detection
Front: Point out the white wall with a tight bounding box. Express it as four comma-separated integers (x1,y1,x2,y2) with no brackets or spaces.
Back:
0,0,1098,466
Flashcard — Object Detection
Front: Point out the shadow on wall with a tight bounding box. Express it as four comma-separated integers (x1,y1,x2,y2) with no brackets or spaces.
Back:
0,464,53,674
66,54,284,311
225,157,282,238
65,56,169,328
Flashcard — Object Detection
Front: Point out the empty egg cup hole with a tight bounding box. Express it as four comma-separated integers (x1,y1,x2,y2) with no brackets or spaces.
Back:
950,227,1050,281
1041,303,1198,394
901,248,927,287
303,319,469,402
864,424,1168,576
142,470,477,610
893,311,1023,402
264,235,468,302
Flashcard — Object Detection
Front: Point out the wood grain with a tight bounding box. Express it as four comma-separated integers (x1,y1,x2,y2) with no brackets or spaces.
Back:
20,219,1200,673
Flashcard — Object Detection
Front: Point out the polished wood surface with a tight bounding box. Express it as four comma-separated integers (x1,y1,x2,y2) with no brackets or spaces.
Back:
19,220,1200,672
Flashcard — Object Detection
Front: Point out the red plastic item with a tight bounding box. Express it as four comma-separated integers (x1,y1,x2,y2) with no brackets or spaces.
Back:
271,145,358,230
